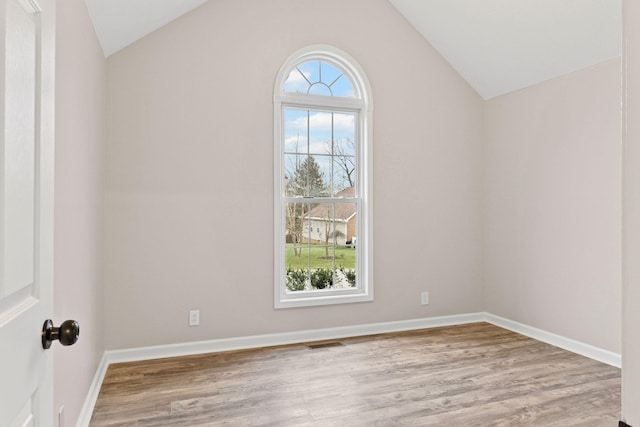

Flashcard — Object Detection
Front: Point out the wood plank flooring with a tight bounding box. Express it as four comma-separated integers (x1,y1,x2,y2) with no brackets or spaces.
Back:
89,323,620,426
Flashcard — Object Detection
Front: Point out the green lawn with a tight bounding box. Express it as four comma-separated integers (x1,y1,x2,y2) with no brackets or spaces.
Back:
286,245,356,270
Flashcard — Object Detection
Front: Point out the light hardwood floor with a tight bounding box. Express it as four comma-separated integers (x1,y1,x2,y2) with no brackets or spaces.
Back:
89,323,620,426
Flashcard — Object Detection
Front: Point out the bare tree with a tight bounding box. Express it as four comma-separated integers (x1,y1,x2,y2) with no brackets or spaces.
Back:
285,143,327,257
327,137,355,191
324,224,345,257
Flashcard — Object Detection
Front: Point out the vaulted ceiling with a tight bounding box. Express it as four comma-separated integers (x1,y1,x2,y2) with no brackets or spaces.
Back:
84,0,621,100
84,0,207,57
389,0,621,99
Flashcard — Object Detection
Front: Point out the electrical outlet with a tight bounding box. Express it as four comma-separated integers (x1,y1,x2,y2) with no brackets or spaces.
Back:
421,291,429,305
189,310,200,326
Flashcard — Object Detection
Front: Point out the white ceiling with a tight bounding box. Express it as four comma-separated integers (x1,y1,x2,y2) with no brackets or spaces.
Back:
84,0,208,57
389,0,621,99
84,0,621,100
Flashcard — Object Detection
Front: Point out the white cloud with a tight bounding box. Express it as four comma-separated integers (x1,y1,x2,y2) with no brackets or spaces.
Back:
286,111,355,133
284,134,328,154
285,135,307,146
284,134,308,155
283,69,310,93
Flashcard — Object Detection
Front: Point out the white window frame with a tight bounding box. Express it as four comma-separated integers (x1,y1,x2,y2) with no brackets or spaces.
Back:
273,45,374,309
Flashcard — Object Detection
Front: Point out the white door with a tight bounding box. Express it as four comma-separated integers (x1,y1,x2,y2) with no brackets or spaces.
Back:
0,0,55,425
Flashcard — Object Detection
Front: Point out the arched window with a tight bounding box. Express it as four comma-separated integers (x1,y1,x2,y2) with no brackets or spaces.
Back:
274,45,373,308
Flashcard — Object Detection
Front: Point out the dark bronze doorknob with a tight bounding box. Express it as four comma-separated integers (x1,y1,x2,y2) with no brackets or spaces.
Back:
42,319,79,349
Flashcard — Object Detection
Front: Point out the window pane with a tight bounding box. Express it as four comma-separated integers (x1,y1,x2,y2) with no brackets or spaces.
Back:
334,136,355,156
308,155,330,196
308,111,332,155
306,202,334,242
284,155,327,197
285,202,311,245
284,154,305,196
333,156,355,195
337,257,356,289
297,61,319,87
283,109,308,154
282,60,356,98
310,246,335,289
282,68,310,94
321,61,342,88
286,246,310,292
335,202,356,245
330,75,355,97
333,113,355,143
338,203,357,289
332,114,356,195
308,203,335,289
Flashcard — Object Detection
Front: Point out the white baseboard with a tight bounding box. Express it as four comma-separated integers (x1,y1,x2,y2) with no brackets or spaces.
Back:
484,313,621,368
75,353,109,427
105,312,485,364
76,311,620,426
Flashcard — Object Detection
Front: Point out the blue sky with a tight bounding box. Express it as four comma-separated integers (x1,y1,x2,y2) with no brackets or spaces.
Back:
283,60,355,98
284,108,356,195
282,60,358,195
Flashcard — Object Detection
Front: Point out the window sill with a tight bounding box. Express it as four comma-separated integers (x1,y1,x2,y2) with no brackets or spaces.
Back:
275,290,373,309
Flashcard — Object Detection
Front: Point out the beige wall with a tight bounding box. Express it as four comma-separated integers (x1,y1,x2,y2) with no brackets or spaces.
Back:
483,60,622,353
54,0,106,423
104,0,484,349
47,0,627,422
623,1,640,423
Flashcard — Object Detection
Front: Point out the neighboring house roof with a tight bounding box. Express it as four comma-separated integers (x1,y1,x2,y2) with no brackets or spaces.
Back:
305,187,356,222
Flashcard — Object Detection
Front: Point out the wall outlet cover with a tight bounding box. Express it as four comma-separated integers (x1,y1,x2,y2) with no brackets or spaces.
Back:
189,310,200,326
421,292,429,305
